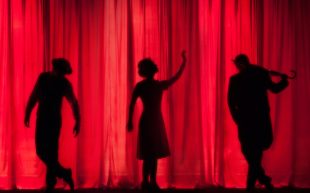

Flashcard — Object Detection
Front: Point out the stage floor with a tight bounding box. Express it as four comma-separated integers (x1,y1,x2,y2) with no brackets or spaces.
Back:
0,188,309,193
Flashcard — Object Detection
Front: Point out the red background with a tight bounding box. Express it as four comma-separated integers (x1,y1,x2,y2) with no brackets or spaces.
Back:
1,0,310,189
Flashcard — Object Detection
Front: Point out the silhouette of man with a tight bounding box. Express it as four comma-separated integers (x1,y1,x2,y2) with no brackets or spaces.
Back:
24,58,80,192
228,54,289,192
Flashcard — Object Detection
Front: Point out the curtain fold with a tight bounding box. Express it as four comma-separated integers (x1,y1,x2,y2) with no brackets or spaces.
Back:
1,0,310,189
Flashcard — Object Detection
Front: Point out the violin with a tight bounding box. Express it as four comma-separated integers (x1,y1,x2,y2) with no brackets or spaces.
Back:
269,70,296,79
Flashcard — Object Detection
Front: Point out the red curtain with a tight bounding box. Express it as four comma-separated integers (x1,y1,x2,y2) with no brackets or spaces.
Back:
1,0,310,189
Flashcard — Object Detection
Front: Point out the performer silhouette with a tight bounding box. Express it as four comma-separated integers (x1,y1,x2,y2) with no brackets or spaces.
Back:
24,58,80,192
228,54,289,192
127,51,186,191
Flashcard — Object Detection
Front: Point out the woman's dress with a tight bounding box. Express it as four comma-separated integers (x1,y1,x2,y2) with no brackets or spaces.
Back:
135,79,170,160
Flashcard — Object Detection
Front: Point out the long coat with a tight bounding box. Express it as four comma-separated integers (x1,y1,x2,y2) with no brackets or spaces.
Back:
228,65,288,150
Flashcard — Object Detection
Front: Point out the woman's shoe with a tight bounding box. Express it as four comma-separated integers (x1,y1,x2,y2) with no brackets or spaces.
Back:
149,182,161,191
141,181,150,191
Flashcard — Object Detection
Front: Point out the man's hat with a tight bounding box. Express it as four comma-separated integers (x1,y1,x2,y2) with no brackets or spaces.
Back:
52,58,72,74
232,54,250,64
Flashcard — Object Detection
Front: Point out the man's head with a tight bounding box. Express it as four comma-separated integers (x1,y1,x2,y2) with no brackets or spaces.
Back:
233,54,250,71
52,58,72,75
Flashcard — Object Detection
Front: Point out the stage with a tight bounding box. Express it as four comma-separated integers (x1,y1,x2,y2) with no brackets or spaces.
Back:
0,188,309,193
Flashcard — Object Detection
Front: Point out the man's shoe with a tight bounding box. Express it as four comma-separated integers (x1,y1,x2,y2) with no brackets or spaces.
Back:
259,176,274,192
63,169,74,191
265,182,274,192
246,184,258,192
45,187,55,193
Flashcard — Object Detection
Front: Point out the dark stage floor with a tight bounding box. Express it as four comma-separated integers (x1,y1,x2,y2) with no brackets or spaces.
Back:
0,188,309,193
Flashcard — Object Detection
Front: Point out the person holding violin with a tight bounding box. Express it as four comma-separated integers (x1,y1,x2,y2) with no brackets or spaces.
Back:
228,54,289,192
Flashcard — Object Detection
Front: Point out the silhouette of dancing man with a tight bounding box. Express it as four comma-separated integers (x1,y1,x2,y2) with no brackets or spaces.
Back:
24,58,80,192
127,51,186,191
228,54,289,192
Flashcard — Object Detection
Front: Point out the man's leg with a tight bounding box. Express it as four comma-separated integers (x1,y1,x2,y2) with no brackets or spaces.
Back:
241,145,258,191
36,135,57,192
256,150,273,191
44,160,74,191
45,165,57,192
49,139,74,190
36,151,57,192
60,166,74,190
243,145,273,192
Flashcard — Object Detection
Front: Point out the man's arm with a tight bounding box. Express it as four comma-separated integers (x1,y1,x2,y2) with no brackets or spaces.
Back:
65,82,80,136
266,73,289,93
24,77,40,127
228,78,239,124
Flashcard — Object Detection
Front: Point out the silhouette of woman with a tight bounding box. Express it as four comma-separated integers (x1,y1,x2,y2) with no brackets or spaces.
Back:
127,51,186,190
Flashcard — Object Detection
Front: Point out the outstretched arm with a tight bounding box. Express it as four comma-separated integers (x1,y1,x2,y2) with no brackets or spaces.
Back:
267,74,289,93
161,51,186,89
127,86,139,132
65,82,80,137
24,78,40,127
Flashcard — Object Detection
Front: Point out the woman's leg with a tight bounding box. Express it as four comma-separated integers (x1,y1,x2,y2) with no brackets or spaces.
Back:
143,159,150,182
142,159,151,189
150,159,158,184
149,159,160,190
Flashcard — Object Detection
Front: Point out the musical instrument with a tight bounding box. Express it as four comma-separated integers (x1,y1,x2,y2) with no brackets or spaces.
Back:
269,70,296,79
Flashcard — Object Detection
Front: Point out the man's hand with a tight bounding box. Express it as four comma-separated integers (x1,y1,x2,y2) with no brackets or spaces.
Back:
24,116,30,128
127,121,133,132
281,74,288,79
73,123,80,137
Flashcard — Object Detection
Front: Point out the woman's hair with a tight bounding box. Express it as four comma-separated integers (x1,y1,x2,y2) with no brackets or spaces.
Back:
138,58,158,77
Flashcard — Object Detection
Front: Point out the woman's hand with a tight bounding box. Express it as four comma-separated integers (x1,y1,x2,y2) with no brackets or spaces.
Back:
73,122,80,137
